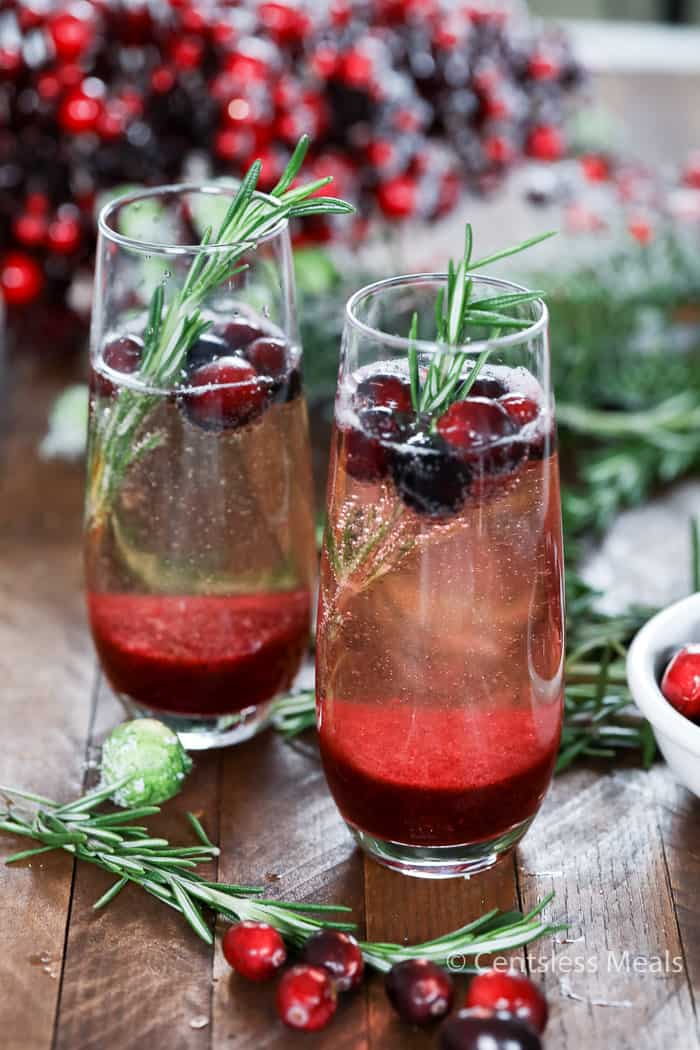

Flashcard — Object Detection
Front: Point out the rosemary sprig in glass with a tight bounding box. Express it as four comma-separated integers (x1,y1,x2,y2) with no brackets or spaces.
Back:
87,135,354,526
0,782,561,965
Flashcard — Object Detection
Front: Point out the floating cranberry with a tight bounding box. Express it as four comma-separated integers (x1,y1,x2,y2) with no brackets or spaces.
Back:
439,1008,542,1050
526,126,565,163
222,921,287,981
185,332,228,373
385,958,454,1025
221,318,266,352
301,930,364,992
49,13,93,61
470,376,507,400
94,336,143,396
499,394,539,426
182,357,269,431
437,398,516,453
661,646,700,722
356,373,413,413
344,424,388,483
276,964,337,1032
0,252,44,307
390,432,470,517
465,969,548,1034
245,337,288,379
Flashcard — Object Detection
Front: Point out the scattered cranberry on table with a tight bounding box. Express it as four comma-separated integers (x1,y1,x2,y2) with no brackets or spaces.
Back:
660,645,700,722
465,968,548,1034
385,958,454,1025
276,964,338,1031
439,1007,542,1050
301,929,365,992
222,921,287,982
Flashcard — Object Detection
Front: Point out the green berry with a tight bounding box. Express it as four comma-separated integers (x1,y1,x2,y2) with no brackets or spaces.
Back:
100,719,192,807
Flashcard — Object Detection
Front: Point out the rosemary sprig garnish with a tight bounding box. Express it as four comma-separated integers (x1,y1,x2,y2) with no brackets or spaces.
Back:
0,782,561,965
88,136,354,525
407,224,554,416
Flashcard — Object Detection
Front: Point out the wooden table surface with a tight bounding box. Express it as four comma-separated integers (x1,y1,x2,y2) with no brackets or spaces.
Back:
1,342,699,1050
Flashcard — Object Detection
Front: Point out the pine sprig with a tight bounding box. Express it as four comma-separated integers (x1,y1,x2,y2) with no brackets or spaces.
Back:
87,136,354,525
0,783,561,964
408,224,554,416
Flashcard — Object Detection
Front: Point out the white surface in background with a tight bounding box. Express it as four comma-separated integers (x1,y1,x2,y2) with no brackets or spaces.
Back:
563,18,700,73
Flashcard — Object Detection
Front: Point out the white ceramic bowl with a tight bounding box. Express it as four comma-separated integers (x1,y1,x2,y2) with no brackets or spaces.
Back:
627,593,700,797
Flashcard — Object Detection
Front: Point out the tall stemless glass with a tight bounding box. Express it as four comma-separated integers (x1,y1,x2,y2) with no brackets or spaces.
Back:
316,274,565,877
85,186,316,749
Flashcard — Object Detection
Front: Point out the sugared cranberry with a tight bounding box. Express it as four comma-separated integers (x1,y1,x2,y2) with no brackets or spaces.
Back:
385,958,454,1025
47,213,82,255
222,318,265,351
276,964,337,1032
245,337,288,379
356,373,413,413
49,13,93,61
465,969,548,1034
0,252,44,307
95,336,143,397
526,126,565,163
59,85,104,134
390,432,469,517
661,646,700,722
301,930,364,992
377,175,417,219
182,357,268,431
439,1008,542,1050
499,394,539,426
222,921,286,981
437,398,516,453
580,154,610,182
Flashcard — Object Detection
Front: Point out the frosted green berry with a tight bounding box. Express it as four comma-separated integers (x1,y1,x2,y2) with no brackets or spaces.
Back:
100,719,192,807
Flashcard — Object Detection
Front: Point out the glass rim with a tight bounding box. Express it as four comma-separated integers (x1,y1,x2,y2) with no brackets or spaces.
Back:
98,182,289,256
345,272,548,354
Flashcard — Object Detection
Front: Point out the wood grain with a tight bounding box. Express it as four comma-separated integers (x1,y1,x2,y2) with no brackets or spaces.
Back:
0,349,93,1050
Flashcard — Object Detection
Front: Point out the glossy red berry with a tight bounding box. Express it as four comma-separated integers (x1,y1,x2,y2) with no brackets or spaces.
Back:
276,964,337,1031
221,319,266,351
385,958,454,1025
0,252,44,306
343,424,388,483
465,969,548,1034
182,357,268,430
528,52,560,80
59,85,104,134
526,126,565,163
47,213,82,255
580,154,610,182
49,13,93,61
94,336,143,397
437,398,516,453
378,175,417,219
439,1008,542,1050
661,645,700,722
301,930,364,992
499,394,539,426
13,212,47,248
245,337,288,378
222,921,287,981
356,373,413,413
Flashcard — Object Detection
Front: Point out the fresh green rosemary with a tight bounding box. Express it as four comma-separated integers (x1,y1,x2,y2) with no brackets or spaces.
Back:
0,782,560,965
87,136,354,525
407,224,554,416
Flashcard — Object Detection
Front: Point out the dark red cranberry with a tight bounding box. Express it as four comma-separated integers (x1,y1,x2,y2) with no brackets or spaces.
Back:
440,1008,542,1050
344,424,388,483
0,252,44,306
222,921,286,981
356,373,413,413
528,426,556,462
385,958,454,1025
661,646,700,722
465,969,548,1034
276,964,337,1031
184,332,228,374
377,175,418,219
222,317,266,351
301,930,364,992
93,336,143,397
437,398,516,453
284,368,303,403
499,394,539,426
470,376,507,400
526,125,565,163
245,337,288,379
390,432,469,517
182,357,268,431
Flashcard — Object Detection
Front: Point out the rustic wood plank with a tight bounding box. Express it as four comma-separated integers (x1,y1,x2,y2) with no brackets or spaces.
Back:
0,349,94,1050
363,849,522,1048
211,731,369,1049
516,766,700,1050
54,679,219,1050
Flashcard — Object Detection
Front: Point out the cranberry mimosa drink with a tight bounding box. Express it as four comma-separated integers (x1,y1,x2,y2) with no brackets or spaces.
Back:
85,145,352,748
317,231,564,875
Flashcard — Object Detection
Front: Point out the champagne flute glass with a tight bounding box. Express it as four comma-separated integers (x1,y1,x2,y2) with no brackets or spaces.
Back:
316,272,564,876
85,183,316,749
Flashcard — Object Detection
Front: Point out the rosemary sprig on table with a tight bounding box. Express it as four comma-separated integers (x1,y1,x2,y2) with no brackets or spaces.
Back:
87,136,353,525
407,224,554,416
0,782,561,965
